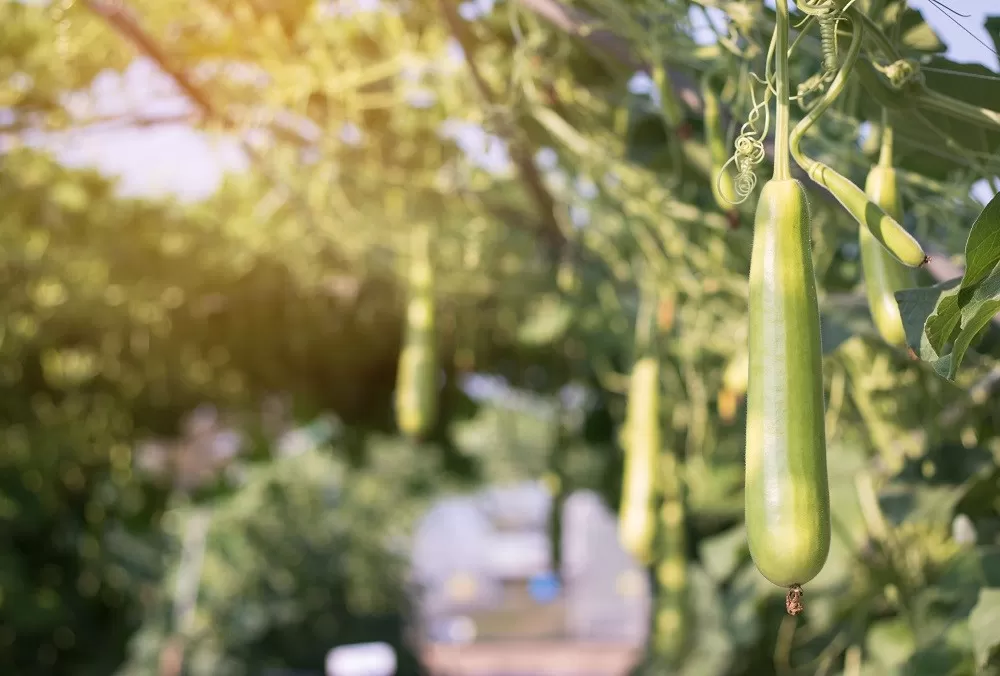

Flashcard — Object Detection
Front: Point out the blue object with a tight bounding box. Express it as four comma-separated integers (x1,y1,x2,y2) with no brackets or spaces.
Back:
528,572,561,604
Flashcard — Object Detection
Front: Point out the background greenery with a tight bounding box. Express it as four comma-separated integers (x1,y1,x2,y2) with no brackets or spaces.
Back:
2,0,1000,674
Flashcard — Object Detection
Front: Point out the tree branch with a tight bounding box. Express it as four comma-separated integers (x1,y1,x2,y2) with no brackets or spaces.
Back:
439,0,567,258
81,0,311,147
82,0,348,267
1,111,200,136
82,0,215,117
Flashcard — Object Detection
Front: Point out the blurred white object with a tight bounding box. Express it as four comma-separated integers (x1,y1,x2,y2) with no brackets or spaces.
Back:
478,480,551,530
325,642,396,676
410,498,503,615
561,490,650,642
448,616,477,644
482,531,550,579
952,513,977,545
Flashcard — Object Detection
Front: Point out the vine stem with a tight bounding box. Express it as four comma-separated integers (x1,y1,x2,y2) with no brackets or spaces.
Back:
773,0,792,181
790,16,864,171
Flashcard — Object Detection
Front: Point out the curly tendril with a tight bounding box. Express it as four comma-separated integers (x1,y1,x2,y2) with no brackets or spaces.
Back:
792,0,846,107
721,75,771,204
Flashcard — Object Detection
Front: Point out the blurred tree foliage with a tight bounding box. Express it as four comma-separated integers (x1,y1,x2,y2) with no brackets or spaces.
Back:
1,0,1000,675
114,443,438,676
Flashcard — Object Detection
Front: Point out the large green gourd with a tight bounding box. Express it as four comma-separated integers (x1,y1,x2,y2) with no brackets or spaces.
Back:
745,179,831,592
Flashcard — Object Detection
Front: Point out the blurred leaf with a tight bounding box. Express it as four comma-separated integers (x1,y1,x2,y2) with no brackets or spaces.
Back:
518,293,574,346
903,631,974,676
822,294,877,354
117,446,428,676
625,105,674,172
721,563,761,649
676,566,735,676
684,457,743,518
889,3,947,54
450,401,557,482
987,16,1000,61
970,588,1000,670
879,468,990,529
938,546,1000,605
698,524,747,583
866,617,916,671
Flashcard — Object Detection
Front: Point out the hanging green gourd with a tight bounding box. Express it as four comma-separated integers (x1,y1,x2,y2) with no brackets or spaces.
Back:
744,0,830,615
618,276,661,565
395,221,438,440
860,113,914,348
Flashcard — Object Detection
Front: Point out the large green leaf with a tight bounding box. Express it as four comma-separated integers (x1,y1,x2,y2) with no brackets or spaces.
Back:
857,57,1000,180
970,588,1000,670
896,193,1000,379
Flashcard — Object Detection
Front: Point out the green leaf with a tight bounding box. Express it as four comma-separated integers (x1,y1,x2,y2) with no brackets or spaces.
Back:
970,588,1000,670
895,278,960,354
958,193,1000,301
922,286,962,360
899,193,1000,378
948,300,1000,379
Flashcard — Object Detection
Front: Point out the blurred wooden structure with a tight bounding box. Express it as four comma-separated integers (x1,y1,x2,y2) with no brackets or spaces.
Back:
420,641,642,676
410,488,649,676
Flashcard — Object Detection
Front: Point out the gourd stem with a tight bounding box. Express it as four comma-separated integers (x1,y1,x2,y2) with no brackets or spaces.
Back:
772,0,792,181
790,15,864,172
878,108,893,169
